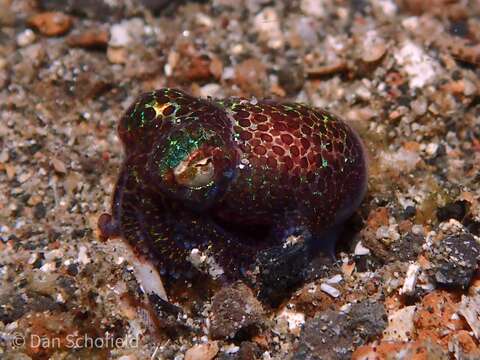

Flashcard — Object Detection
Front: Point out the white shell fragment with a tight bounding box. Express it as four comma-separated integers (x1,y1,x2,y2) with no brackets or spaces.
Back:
320,283,341,298
459,294,480,340
400,263,420,295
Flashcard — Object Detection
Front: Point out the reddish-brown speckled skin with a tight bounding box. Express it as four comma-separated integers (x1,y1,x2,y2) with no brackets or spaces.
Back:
215,98,367,232
99,88,367,285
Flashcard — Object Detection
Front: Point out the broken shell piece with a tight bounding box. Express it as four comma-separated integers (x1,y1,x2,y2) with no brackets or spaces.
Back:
400,263,420,295
383,305,417,341
354,241,371,256
459,294,480,340
320,283,341,298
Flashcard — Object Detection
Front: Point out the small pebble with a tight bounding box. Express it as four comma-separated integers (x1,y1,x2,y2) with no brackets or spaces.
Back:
185,341,219,360
67,29,109,49
33,203,47,220
361,35,387,63
109,22,132,47
253,8,284,49
428,233,480,289
209,283,265,339
300,0,327,18
199,83,222,98
107,47,127,64
235,58,267,96
354,241,371,256
411,97,428,116
394,40,440,89
425,142,439,156
16,29,36,47
51,158,67,174
28,12,73,36
320,283,340,298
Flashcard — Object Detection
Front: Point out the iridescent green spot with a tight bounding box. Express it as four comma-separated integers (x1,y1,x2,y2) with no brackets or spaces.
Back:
158,129,212,174
231,103,240,110
127,99,162,130
322,159,328,167
126,104,141,131
322,114,329,122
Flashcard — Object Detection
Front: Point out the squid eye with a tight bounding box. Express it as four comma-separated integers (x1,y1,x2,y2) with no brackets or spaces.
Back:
173,155,215,189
